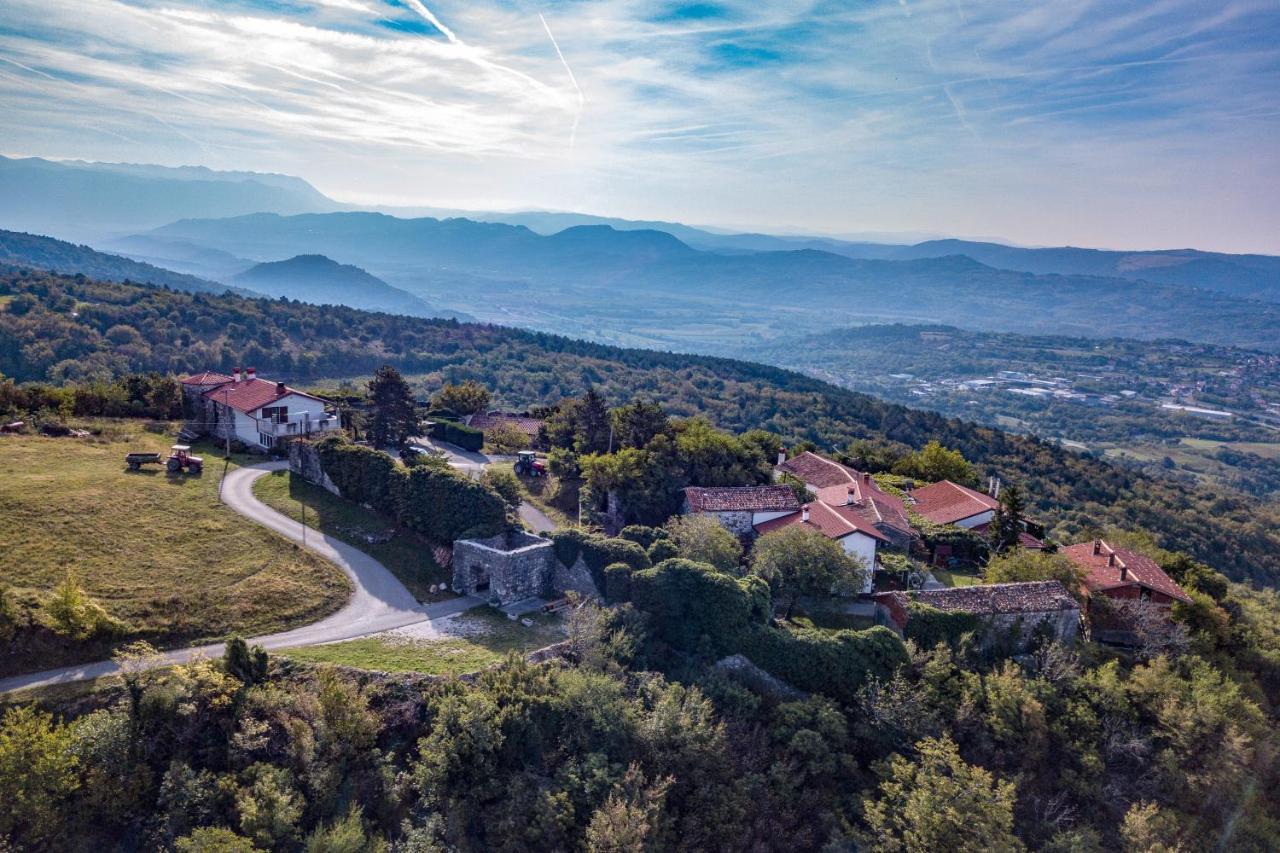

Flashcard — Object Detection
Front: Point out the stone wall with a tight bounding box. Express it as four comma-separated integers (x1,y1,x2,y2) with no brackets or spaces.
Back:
289,440,341,496
553,555,603,600
452,530,557,605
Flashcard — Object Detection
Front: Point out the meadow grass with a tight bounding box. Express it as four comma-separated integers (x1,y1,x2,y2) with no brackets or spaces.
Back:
0,425,349,672
251,468,450,601
282,606,565,675
932,568,983,588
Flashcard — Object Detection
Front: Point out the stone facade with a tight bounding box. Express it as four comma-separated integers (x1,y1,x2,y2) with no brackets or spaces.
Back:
874,581,1081,651
288,440,341,496
452,530,558,605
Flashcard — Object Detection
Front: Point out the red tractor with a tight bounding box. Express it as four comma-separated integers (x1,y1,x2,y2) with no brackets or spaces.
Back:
513,450,547,477
166,444,204,474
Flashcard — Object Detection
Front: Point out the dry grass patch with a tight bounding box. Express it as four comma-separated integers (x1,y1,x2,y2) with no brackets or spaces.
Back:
0,425,349,675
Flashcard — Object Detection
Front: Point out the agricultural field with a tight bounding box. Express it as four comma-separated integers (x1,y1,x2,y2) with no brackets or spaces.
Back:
282,605,565,675
0,424,349,675
251,468,450,601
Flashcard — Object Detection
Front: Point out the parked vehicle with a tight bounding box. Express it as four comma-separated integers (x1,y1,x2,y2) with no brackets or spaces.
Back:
514,450,547,477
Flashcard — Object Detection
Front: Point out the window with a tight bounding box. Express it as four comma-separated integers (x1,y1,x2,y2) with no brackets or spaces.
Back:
261,405,289,424
258,432,275,448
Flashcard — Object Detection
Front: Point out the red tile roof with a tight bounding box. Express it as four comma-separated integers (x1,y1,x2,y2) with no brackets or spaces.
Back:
754,501,889,543
202,377,325,415
685,486,801,513
182,371,234,386
875,580,1079,620
909,480,999,525
1061,540,1191,604
467,411,544,438
778,452,913,536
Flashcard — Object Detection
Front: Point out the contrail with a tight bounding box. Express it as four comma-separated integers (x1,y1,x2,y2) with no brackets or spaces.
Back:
539,12,585,148
400,0,460,44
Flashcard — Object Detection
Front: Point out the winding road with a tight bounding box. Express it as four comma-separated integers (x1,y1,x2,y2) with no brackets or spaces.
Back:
0,461,479,696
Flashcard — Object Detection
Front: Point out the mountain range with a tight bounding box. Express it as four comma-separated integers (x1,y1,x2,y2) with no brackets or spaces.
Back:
231,254,444,318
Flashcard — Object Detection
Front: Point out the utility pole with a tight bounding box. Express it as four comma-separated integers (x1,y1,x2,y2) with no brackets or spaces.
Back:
300,494,307,548
218,388,232,500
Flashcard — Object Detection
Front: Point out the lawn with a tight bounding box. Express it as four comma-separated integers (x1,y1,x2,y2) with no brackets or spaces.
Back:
932,568,982,588
282,606,565,675
0,424,350,675
252,468,450,601
1181,438,1280,460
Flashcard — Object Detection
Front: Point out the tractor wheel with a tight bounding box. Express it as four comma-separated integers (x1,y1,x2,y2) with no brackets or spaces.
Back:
128,461,140,471
188,462,202,474
167,457,181,473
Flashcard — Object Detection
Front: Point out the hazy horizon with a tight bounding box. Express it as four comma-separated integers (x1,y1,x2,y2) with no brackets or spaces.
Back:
1,1,1278,254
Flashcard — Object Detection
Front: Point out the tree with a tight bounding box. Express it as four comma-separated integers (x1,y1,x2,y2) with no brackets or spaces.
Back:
367,365,417,449
305,805,385,853
585,764,673,853
223,636,270,688
578,387,613,454
481,468,524,510
611,400,671,449
431,380,490,416
0,706,79,847
893,440,976,486
984,549,1085,601
236,763,304,849
750,525,867,617
862,735,1023,853
987,483,1027,554
45,568,118,639
663,515,743,573
484,420,530,454
176,827,264,853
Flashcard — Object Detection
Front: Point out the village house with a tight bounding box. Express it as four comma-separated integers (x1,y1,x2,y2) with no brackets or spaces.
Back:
754,501,887,593
1061,539,1191,643
873,581,1081,649
774,451,915,548
682,485,801,537
465,410,546,449
182,367,338,451
907,479,1045,552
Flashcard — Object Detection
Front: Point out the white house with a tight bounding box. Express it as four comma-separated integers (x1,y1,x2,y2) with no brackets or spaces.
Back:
182,367,338,450
907,480,999,529
754,501,886,594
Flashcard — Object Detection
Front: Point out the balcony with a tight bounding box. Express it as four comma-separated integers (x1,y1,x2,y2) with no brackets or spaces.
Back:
258,413,340,437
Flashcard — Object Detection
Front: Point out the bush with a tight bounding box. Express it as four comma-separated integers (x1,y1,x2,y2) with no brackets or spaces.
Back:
603,562,633,604
313,435,399,514
394,465,506,542
620,524,663,550
551,528,589,569
903,602,983,649
630,559,754,656
647,539,679,563
739,624,908,704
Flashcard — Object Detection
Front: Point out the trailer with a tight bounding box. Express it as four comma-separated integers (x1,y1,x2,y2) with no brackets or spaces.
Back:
125,445,203,474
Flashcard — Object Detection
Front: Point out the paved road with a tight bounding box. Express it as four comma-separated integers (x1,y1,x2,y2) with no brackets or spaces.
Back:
0,461,478,696
415,437,558,533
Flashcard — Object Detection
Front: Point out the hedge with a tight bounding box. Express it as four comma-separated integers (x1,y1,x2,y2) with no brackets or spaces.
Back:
739,625,909,704
550,529,651,593
307,436,505,543
431,420,484,452
603,562,633,604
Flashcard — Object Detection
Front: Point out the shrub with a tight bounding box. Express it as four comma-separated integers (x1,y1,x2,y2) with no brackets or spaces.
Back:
620,524,662,550
603,562,633,604
313,436,399,514
664,515,743,573
481,468,524,510
647,539,679,564
431,420,484,452
630,559,753,656
739,624,908,704
551,528,589,569
44,570,122,639
394,465,506,543
903,602,983,649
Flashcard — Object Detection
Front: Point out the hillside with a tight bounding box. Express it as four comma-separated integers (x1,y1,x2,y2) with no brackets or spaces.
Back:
0,229,234,295
145,212,1280,351
0,155,337,242
231,254,445,318
3,268,1278,587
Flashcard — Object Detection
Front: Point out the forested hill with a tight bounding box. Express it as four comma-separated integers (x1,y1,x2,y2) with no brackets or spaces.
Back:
3,265,1278,586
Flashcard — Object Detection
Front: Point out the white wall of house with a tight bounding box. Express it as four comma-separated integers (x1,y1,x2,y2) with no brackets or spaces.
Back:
751,509,793,526
838,532,878,594
954,510,995,529
217,393,334,449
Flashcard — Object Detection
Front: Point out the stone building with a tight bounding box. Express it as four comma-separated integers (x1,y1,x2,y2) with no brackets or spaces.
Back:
682,485,801,537
874,581,1081,648
452,530,559,605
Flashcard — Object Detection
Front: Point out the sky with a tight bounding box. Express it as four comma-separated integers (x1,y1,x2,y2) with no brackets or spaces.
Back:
0,0,1278,253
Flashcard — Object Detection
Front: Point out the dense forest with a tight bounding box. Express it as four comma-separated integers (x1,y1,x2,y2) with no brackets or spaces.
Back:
2,267,1279,586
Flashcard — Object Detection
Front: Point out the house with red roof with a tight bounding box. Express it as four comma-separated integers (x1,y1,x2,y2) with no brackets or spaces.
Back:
182,367,338,451
775,451,915,548
682,486,801,537
907,479,1045,558
1061,539,1192,643
466,411,546,449
755,501,886,592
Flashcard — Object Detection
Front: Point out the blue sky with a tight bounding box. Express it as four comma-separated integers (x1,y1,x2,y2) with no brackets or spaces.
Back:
0,0,1277,252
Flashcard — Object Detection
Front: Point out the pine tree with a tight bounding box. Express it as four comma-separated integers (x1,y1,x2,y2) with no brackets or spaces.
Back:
366,365,417,449
577,387,613,455
988,483,1027,554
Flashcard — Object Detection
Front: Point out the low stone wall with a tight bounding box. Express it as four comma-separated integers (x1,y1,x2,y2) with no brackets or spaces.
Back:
289,441,341,496
554,555,603,600
452,530,557,605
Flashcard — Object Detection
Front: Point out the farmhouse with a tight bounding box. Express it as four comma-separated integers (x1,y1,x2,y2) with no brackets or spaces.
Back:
907,479,998,528
682,485,800,536
1061,540,1191,644
182,367,338,451
775,451,915,547
755,501,887,592
873,581,1081,647
466,411,545,448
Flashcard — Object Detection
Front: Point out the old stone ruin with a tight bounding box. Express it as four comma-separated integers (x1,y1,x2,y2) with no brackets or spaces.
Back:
452,530,600,606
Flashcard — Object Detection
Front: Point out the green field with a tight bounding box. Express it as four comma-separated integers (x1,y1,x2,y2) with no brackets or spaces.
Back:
1181,438,1280,459
282,606,565,675
0,425,349,675
252,468,450,601
932,568,982,588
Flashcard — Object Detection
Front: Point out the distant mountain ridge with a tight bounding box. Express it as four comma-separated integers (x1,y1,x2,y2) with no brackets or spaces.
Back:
0,229,234,295
231,254,453,319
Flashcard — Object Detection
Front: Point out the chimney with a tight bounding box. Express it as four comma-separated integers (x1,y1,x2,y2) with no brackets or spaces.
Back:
276,382,287,394
847,487,857,506
245,367,256,381
863,472,871,484
801,505,810,523
777,450,786,466
1107,552,1116,568
234,367,243,382
1093,539,1102,555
